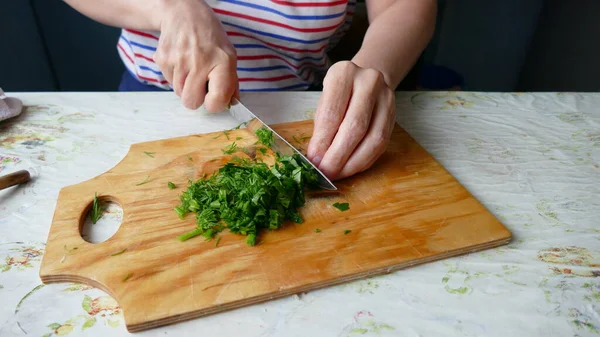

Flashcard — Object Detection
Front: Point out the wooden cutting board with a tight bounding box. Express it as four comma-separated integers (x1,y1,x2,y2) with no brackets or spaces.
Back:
40,120,511,332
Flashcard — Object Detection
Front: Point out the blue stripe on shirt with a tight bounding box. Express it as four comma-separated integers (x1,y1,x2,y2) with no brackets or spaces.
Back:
221,0,346,20
223,22,330,44
234,44,325,62
120,35,157,52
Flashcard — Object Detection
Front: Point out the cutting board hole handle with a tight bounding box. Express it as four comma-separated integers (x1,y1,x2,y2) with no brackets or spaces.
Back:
80,195,123,244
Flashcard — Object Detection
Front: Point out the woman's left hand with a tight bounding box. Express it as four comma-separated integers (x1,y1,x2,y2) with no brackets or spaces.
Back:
307,61,396,180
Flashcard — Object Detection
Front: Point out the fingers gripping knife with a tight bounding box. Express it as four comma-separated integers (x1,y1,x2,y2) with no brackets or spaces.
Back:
227,98,337,191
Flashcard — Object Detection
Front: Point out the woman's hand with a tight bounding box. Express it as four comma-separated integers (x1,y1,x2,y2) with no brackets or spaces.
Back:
307,61,396,180
154,0,238,112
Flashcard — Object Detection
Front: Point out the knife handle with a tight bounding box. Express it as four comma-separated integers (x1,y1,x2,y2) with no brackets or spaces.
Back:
0,170,31,191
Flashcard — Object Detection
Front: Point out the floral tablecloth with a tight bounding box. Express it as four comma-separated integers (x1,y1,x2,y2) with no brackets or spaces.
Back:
0,91,598,337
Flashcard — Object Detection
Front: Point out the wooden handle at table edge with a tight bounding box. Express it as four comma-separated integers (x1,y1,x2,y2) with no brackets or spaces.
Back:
0,170,31,191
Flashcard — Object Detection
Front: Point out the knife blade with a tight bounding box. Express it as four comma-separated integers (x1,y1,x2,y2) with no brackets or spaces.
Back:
228,98,337,191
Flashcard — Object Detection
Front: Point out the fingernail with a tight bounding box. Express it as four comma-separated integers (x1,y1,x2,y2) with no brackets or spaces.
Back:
312,155,322,167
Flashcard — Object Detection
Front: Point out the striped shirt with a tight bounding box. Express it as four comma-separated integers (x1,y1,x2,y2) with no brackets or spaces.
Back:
117,0,357,92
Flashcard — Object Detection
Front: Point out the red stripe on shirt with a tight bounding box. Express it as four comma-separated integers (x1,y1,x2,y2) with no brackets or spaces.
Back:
227,31,327,53
238,54,326,70
270,0,348,6
118,43,169,84
239,74,297,82
125,29,159,40
213,8,342,33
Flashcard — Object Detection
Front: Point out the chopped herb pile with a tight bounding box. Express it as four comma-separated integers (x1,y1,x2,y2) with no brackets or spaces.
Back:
333,202,350,212
91,193,102,224
174,153,319,246
255,127,275,147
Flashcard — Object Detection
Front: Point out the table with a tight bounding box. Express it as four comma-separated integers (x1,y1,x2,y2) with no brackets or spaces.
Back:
0,91,598,337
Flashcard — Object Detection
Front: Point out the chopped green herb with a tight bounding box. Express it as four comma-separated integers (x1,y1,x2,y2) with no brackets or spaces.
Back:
186,155,193,161
64,245,78,253
122,273,133,282
314,228,321,233
232,122,247,130
255,127,275,147
174,152,320,246
222,142,238,155
213,131,231,140
246,233,257,246
257,147,268,155
215,237,221,247
344,230,351,235
136,175,150,186
91,193,102,224
111,248,127,256
168,182,176,189
143,151,156,158
333,202,350,211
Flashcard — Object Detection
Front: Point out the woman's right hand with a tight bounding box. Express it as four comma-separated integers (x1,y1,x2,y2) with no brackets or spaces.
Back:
154,0,238,112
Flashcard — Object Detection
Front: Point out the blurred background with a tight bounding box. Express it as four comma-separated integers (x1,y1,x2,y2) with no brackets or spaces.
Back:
1,0,599,92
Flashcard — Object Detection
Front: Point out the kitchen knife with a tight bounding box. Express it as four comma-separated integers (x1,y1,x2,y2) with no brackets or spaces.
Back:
228,98,337,191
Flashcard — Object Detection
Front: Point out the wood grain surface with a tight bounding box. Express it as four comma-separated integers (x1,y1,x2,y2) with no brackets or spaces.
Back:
39,120,511,332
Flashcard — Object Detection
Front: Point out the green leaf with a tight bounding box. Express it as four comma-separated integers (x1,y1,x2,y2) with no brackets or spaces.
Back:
48,323,61,330
82,295,93,313
82,317,97,330
136,175,150,186
168,182,176,189
1,265,11,272
56,324,74,336
333,202,350,211
107,319,120,328
91,192,102,224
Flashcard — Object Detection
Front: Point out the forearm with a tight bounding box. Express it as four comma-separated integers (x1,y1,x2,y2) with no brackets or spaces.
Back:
352,0,437,89
63,0,168,30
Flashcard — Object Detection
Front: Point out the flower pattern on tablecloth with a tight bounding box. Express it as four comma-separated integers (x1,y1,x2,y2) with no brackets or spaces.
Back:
42,294,122,337
0,243,44,273
0,155,21,173
1,92,599,336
